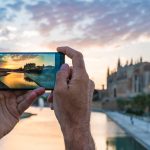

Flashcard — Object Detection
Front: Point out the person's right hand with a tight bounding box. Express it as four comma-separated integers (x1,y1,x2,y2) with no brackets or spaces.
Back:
48,47,95,150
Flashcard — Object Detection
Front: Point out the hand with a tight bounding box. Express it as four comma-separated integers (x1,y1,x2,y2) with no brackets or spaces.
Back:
48,47,95,150
0,87,45,139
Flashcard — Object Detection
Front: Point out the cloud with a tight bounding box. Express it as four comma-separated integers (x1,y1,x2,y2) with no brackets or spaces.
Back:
0,0,150,50
25,0,150,48
6,1,24,11
11,54,39,61
0,53,39,62
0,7,8,21
1,0,150,88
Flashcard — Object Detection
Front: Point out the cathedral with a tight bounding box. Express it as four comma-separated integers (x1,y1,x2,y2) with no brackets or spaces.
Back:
107,58,150,99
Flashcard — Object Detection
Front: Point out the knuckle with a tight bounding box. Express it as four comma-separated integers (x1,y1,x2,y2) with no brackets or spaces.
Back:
65,46,70,49
82,72,89,79
89,79,95,89
75,72,89,84
79,71,89,81
75,51,83,58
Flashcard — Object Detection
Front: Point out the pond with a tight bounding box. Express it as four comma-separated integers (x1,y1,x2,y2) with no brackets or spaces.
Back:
0,72,37,88
0,107,147,150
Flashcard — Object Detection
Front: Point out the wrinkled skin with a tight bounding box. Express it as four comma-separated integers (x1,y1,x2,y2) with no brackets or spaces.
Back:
48,47,95,150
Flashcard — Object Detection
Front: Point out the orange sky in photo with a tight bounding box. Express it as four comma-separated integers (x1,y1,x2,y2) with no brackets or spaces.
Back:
0,54,55,69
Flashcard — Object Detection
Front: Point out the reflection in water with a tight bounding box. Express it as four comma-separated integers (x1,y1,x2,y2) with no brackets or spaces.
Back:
0,108,147,150
0,72,38,88
24,76,35,82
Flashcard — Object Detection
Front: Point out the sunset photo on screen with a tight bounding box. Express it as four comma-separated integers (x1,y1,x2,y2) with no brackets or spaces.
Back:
0,53,56,89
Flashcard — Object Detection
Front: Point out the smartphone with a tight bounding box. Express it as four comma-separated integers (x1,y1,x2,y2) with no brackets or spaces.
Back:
0,52,64,90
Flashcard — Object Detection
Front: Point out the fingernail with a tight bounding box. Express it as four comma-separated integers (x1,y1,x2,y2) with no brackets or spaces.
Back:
60,64,68,70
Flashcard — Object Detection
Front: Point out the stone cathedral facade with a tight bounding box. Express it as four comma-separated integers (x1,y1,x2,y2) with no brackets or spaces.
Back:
107,58,150,99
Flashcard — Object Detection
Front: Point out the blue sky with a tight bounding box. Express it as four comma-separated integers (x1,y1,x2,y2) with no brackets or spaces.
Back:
0,0,150,88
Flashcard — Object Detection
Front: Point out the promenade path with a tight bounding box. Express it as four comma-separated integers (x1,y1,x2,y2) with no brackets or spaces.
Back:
107,112,150,150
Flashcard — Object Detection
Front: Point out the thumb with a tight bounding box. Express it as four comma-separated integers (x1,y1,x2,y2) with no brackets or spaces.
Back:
55,64,70,89
17,87,45,115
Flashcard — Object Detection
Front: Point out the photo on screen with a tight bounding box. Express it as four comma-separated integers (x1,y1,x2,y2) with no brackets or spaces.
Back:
0,53,62,90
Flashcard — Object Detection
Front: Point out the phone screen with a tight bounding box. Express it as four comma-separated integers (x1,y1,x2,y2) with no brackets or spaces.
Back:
0,52,64,90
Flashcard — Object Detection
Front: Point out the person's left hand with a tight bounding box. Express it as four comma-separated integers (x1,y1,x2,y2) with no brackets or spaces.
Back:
0,87,45,139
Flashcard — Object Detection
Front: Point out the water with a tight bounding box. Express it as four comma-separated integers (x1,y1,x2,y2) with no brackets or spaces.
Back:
104,118,147,150
0,72,37,88
0,108,147,150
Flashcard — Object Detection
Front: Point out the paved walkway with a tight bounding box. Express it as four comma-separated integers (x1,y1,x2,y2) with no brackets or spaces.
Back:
107,112,150,150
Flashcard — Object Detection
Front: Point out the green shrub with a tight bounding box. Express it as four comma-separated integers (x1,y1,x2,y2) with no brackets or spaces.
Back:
117,94,150,116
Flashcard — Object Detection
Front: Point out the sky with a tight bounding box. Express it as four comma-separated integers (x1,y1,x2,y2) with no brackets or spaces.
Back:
0,54,55,69
0,0,150,89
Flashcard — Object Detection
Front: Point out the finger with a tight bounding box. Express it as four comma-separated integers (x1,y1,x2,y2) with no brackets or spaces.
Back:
57,47,86,74
47,91,54,110
47,91,53,103
1,90,27,97
17,87,45,115
15,90,30,97
49,103,54,110
17,90,32,103
55,63,70,89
